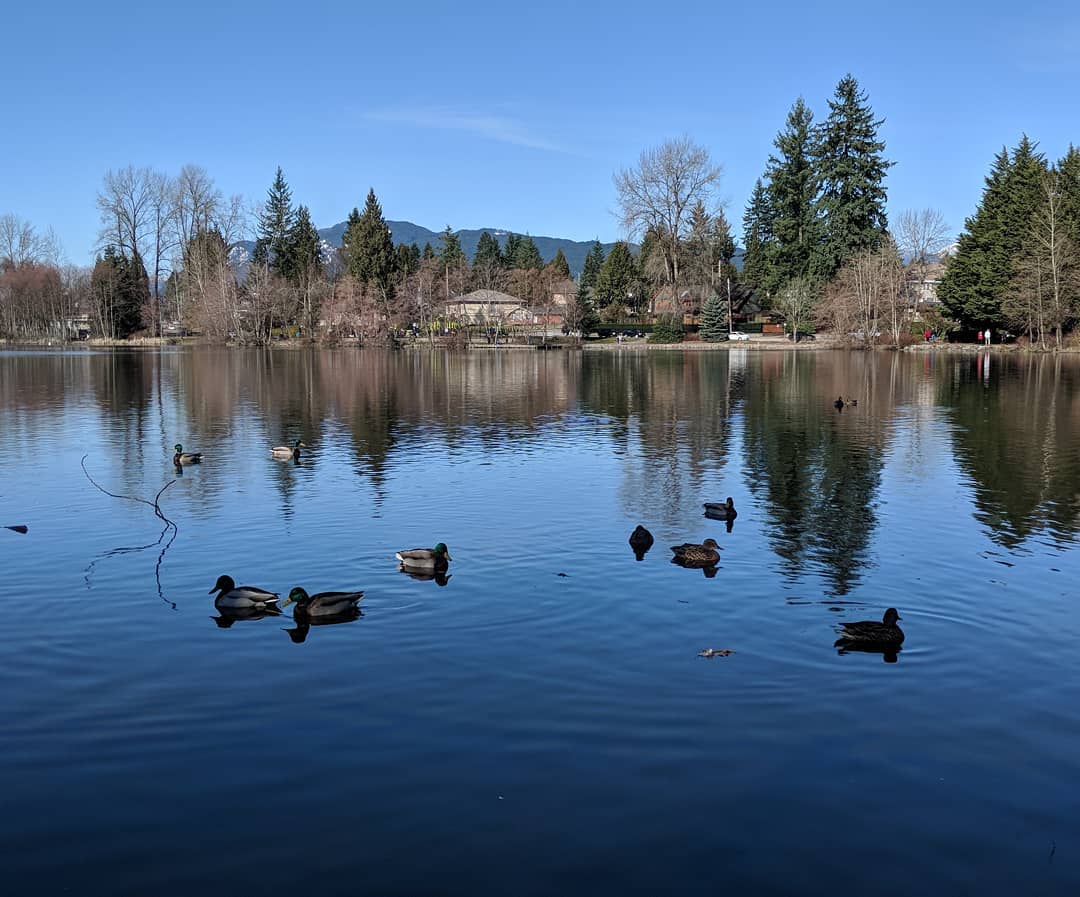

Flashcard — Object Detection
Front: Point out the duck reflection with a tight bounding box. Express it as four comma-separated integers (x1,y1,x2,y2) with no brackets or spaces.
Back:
284,606,363,643
834,639,902,664
398,566,452,586
212,605,283,628
704,510,736,533
670,556,720,577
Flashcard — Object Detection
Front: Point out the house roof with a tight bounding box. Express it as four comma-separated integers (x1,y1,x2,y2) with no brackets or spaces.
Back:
451,289,522,305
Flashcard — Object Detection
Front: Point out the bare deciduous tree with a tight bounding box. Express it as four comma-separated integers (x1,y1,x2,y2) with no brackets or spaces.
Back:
779,276,817,342
97,166,154,257
0,213,60,267
895,208,951,312
173,165,222,250
819,238,904,346
614,137,722,315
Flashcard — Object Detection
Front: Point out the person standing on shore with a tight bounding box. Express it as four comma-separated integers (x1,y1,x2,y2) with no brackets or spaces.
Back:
985,327,992,345
977,330,983,344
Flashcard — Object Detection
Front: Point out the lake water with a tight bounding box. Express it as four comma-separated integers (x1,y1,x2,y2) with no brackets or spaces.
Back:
2,347,1078,896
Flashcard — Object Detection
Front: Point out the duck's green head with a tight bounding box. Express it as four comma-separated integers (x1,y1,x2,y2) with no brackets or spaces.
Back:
294,439,306,448
433,542,451,561
281,586,310,608
174,444,184,453
209,574,235,594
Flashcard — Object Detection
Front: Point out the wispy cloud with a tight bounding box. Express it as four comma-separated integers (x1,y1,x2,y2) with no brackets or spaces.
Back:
366,106,565,152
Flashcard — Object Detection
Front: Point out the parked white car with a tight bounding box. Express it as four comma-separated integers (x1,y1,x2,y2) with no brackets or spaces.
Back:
728,331,750,341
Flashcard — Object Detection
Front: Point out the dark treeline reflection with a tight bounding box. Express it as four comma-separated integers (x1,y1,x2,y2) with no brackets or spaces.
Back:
578,351,742,526
741,352,893,594
5,347,1080,578
942,352,1080,547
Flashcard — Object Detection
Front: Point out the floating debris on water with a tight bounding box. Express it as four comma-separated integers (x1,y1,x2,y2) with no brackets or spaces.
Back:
698,648,735,659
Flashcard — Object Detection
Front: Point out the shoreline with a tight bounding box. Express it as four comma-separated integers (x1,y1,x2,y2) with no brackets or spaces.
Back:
2,337,1077,354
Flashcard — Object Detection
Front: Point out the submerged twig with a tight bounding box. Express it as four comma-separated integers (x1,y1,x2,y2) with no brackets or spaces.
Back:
80,455,179,609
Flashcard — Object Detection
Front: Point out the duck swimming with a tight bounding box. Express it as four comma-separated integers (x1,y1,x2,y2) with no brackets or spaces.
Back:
703,497,737,521
173,443,203,465
208,575,280,609
670,538,721,567
628,525,654,559
271,439,306,460
836,608,904,644
396,543,452,571
834,396,845,411
281,586,364,617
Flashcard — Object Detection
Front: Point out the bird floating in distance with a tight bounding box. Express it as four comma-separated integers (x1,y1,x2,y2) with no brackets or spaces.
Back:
271,439,306,460
173,443,203,465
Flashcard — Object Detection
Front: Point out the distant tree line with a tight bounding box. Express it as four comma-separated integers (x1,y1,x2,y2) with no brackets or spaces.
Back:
3,72,1077,347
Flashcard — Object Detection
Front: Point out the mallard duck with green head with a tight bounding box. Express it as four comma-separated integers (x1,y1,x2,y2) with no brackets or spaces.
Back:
281,586,364,617
836,608,904,645
208,575,280,609
173,444,203,465
271,439,306,460
670,538,721,567
396,543,452,571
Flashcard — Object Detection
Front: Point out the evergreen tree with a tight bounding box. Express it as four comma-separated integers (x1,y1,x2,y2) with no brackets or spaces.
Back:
742,178,777,295
685,201,738,296
503,233,522,267
340,206,361,257
712,209,738,284
473,230,503,268
550,248,571,279
939,137,1048,329
699,293,727,341
92,245,150,338
580,240,606,293
813,75,892,278
422,242,435,261
286,205,323,283
767,98,819,285
342,189,397,300
594,241,636,308
253,167,296,276
395,243,420,278
512,235,543,270
439,225,464,264
1055,145,1080,244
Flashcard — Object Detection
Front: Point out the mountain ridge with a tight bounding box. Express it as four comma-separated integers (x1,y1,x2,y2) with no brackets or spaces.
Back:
318,220,620,277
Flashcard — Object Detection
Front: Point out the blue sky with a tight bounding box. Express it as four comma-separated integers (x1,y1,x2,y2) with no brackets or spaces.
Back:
5,0,1079,262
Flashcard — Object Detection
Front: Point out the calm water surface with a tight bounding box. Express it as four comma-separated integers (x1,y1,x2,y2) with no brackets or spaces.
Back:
2,347,1078,896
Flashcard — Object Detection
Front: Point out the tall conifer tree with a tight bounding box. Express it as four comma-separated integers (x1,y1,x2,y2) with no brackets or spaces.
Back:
767,98,819,285
473,231,503,268
286,205,323,283
742,179,776,295
595,241,636,308
813,76,892,278
253,167,296,276
512,235,543,270
939,137,1048,328
580,240,606,293
550,248,571,279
